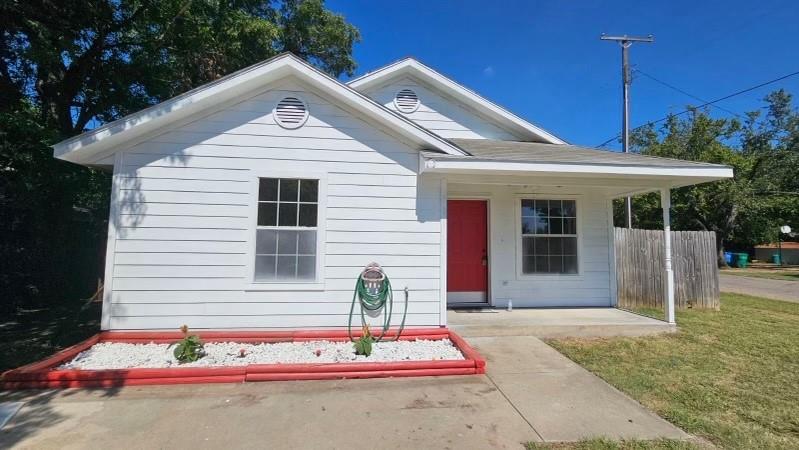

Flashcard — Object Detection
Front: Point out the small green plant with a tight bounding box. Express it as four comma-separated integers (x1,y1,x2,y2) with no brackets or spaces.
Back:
172,325,205,363
353,324,374,357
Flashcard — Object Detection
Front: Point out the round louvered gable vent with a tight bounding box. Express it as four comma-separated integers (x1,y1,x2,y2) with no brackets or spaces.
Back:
394,89,420,113
274,97,309,129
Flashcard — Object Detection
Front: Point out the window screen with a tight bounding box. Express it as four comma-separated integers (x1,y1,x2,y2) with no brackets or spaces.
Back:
255,178,318,281
520,199,578,274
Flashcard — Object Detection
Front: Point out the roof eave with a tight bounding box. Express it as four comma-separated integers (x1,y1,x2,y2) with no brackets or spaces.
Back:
420,157,734,183
54,53,300,162
53,54,467,165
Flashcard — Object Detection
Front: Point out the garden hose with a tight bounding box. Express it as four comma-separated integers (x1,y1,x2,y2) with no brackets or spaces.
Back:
348,266,408,342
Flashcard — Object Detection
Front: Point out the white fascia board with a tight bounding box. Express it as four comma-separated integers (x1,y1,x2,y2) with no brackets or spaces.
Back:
53,55,294,162
53,54,466,165
420,157,734,182
349,58,567,145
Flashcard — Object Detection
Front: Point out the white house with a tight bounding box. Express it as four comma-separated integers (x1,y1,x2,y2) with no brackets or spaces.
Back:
53,54,733,331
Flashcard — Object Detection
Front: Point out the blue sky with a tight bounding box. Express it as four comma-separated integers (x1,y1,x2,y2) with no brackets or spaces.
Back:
328,0,799,149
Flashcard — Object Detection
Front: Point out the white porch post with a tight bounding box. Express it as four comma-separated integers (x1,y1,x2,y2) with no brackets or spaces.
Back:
661,188,676,324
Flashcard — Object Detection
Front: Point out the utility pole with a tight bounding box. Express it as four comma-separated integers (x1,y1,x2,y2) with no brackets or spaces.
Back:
601,34,654,228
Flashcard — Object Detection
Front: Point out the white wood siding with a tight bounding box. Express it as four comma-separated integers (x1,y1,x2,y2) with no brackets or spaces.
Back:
446,182,613,307
363,77,521,140
106,79,443,330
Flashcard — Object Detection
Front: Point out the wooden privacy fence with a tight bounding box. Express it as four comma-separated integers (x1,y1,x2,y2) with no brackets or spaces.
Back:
615,228,720,310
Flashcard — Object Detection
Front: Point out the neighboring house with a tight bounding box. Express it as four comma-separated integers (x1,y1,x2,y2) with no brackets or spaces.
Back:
754,242,799,265
52,54,733,330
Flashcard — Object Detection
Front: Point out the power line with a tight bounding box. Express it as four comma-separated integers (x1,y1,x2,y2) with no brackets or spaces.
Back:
597,69,799,148
633,68,741,118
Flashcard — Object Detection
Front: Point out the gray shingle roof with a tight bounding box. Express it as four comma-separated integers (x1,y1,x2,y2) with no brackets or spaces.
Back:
424,139,728,169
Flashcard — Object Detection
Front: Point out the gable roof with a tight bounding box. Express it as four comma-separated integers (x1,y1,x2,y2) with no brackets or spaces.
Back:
348,58,567,145
53,53,467,165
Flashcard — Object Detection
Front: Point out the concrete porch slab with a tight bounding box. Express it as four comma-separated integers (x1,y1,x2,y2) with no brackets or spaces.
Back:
448,307,676,338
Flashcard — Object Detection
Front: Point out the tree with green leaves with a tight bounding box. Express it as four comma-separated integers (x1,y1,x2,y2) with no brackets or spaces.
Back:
621,90,799,266
1,0,360,135
0,0,360,313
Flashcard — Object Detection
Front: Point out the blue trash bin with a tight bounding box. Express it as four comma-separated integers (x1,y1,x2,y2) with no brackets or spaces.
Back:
724,252,734,265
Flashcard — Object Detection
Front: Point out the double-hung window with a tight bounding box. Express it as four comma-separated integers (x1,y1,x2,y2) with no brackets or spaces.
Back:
254,178,318,281
520,199,578,275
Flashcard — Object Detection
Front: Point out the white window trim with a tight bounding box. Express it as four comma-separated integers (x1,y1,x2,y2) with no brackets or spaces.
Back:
514,194,583,280
245,170,327,291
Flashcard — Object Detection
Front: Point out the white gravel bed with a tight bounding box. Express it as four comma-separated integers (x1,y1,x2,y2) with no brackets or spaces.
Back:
57,339,465,370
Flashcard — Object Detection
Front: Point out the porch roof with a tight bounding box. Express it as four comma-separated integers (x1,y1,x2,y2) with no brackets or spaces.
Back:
446,139,726,168
421,138,733,188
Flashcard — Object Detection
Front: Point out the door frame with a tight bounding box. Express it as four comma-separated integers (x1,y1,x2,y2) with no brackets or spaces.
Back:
446,196,492,307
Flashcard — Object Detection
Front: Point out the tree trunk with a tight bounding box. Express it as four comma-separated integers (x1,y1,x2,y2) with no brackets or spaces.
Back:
716,235,728,268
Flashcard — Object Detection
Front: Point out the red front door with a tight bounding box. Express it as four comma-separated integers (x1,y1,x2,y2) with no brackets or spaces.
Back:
447,200,488,304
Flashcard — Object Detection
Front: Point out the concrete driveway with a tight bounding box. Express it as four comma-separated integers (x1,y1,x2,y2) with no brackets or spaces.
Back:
720,274,799,303
0,337,687,449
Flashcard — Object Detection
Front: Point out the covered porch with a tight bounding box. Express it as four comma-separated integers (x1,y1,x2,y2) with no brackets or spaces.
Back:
448,307,676,338
422,139,734,326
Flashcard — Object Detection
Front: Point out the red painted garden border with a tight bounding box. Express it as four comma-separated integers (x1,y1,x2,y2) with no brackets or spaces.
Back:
1,328,485,389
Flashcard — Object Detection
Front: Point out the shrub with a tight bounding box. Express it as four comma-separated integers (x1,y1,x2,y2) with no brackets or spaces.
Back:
172,325,205,363
353,324,374,357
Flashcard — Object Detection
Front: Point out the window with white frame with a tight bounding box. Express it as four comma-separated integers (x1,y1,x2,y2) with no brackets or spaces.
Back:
520,199,578,274
254,178,318,281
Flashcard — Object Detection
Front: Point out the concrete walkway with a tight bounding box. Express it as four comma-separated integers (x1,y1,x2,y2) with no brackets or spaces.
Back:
450,307,675,338
470,336,687,442
0,335,687,449
720,274,799,303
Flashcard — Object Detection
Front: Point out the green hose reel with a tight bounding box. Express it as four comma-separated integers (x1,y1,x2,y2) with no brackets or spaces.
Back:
348,262,409,343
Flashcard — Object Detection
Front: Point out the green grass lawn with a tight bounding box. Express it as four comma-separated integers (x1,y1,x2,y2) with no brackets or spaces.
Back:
525,438,698,450
721,267,799,281
547,293,799,450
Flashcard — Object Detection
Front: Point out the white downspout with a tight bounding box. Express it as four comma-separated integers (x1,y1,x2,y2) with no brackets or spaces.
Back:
661,188,676,324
